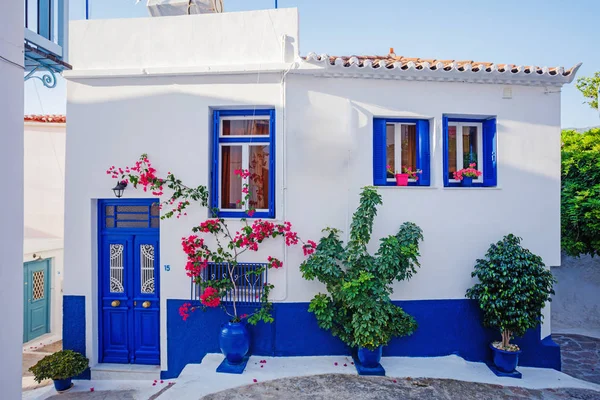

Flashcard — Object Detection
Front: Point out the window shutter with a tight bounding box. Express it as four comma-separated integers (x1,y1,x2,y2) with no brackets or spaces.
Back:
373,118,387,186
416,120,430,186
211,111,220,214
268,109,276,218
442,116,449,187
482,118,497,187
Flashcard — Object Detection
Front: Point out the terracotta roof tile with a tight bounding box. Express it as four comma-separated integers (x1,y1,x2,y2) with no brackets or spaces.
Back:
302,52,581,85
24,115,66,123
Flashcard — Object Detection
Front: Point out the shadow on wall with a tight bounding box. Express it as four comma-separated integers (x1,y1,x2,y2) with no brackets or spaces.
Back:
552,253,600,337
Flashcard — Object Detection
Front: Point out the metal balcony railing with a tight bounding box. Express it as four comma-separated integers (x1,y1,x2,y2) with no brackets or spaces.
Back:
191,263,268,305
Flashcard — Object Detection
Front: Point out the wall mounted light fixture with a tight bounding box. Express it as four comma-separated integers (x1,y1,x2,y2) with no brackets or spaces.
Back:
112,181,128,198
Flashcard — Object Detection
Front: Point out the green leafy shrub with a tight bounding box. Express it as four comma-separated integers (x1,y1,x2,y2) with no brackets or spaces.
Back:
561,128,600,257
300,186,423,350
29,350,89,383
466,234,556,350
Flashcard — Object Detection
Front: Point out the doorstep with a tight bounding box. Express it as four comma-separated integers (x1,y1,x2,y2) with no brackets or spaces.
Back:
91,363,161,381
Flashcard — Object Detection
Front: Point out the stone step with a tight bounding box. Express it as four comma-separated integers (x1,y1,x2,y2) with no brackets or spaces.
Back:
91,363,161,381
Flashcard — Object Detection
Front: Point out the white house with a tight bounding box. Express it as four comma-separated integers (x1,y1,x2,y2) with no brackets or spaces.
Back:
63,8,579,379
23,115,66,345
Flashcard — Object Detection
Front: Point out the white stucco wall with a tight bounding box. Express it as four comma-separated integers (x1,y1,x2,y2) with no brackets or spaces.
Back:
0,1,24,397
64,8,562,369
25,122,66,239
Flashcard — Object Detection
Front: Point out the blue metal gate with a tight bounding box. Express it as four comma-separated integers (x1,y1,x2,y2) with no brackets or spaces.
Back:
98,199,160,365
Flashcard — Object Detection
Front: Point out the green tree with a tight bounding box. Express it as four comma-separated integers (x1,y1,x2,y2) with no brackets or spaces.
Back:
300,186,423,350
575,72,600,110
466,234,555,350
561,128,600,257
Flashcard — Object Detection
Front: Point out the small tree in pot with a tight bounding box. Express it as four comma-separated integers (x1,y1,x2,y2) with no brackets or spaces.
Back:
301,186,422,372
466,234,556,374
29,350,89,392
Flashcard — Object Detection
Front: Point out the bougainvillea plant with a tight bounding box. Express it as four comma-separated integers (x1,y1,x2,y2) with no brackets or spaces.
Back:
453,163,483,181
179,169,316,324
108,155,315,325
466,234,556,351
107,154,208,219
300,186,423,350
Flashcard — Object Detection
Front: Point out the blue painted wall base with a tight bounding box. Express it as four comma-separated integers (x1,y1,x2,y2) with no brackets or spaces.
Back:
63,295,91,380
162,299,560,378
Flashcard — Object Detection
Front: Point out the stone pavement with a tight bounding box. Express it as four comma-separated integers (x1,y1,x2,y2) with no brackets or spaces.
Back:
23,340,63,391
553,334,600,384
202,374,600,400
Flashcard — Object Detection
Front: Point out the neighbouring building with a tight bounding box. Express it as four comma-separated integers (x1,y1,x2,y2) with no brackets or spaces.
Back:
23,115,66,345
63,8,579,379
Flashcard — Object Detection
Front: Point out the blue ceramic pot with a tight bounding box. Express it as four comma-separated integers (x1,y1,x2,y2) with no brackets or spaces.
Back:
490,343,521,373
53,378,72,392
357,346,383,368
461,176,473,187
219,321,250,365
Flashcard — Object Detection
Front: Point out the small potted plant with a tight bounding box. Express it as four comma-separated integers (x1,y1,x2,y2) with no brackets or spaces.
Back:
387,165,421,186
453,163,482,186
466,234,555,376
29,350,89,392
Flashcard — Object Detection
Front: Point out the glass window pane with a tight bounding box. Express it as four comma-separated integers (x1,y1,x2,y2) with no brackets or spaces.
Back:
221,146,243,209
386,124,395,178
222,118,270,136
140,244,155,294
401,125,417,173
462,126,478,170
116,221,148,228
448,126,457,179
249,145,270,210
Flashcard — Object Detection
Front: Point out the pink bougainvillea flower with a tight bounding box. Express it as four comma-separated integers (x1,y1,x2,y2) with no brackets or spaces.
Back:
247,209,255,217
240,314,248,319
160,380,164,384
253,379,258,383
260,365,263,368
200,287,221,307
259,360,266,364
90,388,94,392
334,362,338,366
343,364,347,367
392,380,397,383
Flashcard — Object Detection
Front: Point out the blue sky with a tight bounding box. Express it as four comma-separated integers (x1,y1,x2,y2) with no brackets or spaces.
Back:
25,0,599,128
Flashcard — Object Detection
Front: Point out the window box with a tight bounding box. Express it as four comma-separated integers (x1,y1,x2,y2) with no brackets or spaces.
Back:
211,109,275,218
373,118,431,186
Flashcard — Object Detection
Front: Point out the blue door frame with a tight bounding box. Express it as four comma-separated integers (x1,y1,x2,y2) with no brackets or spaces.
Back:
23,259,51,343
98,199,160,365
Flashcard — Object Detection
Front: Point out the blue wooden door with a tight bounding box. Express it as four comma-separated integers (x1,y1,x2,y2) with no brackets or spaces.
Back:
99,200,160,365
23,259,51,343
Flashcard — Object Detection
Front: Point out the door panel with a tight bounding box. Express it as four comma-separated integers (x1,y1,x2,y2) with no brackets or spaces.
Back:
133,237,160,364
101,236,132,363
23,260,50,343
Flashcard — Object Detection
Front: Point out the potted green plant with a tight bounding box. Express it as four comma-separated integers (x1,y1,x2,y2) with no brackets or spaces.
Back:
29,350,89,392
453,163,482,186
301,186,422,374
387,165,422,186
466,234,556,376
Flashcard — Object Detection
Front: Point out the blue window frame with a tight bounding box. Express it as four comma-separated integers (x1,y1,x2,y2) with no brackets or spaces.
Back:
373,118,430,186
211,109,276,218
443,116,497,187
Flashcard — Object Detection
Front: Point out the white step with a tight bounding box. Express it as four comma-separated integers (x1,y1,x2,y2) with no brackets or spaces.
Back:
91,363,161,381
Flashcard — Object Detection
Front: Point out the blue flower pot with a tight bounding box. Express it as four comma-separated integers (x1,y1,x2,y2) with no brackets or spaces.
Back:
490,343,521,373
461,176,473,187
357,346,383,368
53,378,72,392
219,321,250,365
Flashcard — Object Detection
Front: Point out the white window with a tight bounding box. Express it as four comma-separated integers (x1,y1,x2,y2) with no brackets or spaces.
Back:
385,123,418,182
447,122,483,183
